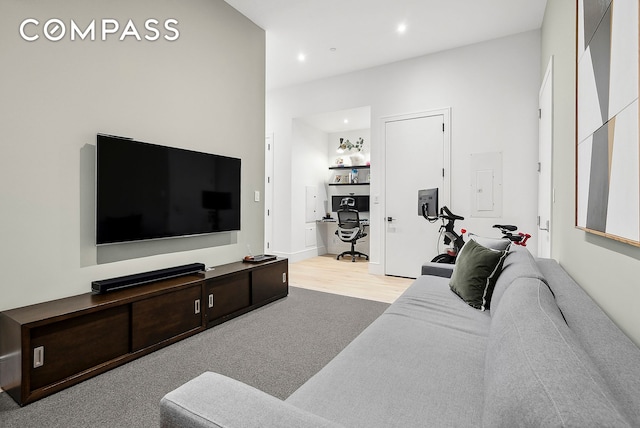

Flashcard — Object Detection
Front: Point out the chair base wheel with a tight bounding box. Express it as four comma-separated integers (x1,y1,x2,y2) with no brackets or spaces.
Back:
337,251,369,262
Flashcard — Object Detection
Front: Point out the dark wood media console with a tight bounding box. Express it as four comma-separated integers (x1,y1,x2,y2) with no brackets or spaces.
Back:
0,258,288,406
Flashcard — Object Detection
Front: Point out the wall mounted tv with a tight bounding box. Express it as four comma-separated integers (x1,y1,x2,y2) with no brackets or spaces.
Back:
96,134,241,245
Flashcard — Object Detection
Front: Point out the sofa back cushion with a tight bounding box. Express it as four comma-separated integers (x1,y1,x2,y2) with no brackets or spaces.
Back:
489,246,546,312
537,259,640,425
484,277,631,427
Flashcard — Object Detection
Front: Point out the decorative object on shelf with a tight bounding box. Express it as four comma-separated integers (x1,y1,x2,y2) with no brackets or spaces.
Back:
350,152,365,166
350,168,359,183
335,157,344,166
336,137,366,165
337,137,364,153
333,174,346,183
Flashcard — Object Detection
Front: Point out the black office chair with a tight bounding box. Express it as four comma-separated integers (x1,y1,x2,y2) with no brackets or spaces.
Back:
335,198,369,262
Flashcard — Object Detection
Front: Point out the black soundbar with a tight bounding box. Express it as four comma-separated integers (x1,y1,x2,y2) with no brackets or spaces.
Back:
92,263,205,294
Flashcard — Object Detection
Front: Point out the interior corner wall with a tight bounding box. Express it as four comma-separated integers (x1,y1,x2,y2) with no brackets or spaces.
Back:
0,0,265,311
267,30,540,273
542,0,640,347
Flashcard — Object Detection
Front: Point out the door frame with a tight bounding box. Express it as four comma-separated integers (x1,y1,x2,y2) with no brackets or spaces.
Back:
379,108,451,276
538,58,553,258
264,133,274,253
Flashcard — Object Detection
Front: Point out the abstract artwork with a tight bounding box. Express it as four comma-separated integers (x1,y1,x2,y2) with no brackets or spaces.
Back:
576,0,640,245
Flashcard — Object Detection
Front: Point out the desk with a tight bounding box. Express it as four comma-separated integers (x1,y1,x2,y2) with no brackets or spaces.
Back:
318,218,370,225
317,219,370,256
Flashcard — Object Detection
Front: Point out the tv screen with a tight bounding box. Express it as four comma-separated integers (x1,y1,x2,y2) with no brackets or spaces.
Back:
96,134,241,245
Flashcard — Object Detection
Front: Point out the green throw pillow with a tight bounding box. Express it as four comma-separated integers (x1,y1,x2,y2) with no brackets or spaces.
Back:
449,239,509,311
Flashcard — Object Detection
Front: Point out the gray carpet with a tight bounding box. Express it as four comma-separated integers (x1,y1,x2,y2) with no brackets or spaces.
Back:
0,286,389,427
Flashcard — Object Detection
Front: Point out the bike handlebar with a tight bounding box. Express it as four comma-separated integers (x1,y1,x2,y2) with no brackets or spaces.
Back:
440,206,464,221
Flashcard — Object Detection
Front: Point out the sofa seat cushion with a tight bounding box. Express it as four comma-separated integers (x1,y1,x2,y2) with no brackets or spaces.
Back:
286,276,490,428
484,277,631,427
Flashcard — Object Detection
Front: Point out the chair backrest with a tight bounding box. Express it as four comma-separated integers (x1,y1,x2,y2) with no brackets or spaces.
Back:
337,209,360,229
337,209,362,242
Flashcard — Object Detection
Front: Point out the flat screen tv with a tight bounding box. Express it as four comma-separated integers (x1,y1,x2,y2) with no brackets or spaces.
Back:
96,134,241,245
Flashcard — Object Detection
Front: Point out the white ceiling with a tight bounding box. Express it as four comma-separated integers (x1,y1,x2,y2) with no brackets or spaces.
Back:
297,106,371,133
224,0,548,91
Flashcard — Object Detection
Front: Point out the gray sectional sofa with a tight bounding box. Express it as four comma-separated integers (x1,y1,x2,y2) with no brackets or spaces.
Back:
160,246,640,427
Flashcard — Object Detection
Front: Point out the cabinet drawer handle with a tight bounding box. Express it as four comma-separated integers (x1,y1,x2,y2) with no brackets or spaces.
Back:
194,299,201,314
33,346,44,368
208,294,214,308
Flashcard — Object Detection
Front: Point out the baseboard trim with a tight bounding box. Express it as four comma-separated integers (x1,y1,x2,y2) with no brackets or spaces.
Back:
368,261,383,275
270,247,327,263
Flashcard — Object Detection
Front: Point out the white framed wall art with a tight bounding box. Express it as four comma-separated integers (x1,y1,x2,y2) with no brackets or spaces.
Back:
576,0,640,246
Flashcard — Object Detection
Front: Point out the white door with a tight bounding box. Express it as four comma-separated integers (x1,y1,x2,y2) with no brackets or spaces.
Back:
385,113,448,278
538,59,553,258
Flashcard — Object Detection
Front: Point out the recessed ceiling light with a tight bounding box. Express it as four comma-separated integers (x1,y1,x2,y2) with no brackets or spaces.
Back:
297,53,306,62
343,119,349,124
397,23,407,34
330,47,337,52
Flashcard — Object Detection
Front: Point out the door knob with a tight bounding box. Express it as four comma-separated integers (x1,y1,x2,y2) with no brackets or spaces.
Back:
387,217,395,222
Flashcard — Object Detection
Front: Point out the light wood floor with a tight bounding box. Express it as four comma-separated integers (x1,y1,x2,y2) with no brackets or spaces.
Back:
288,255,414,303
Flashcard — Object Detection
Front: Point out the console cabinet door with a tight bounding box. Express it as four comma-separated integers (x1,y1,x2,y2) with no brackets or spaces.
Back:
206,273,250,325
252,261,288,304
131,284,202,352
29,306,130,391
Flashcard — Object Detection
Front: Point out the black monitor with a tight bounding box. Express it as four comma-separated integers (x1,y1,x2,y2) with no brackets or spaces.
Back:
332,195,370,212
418,188,439,217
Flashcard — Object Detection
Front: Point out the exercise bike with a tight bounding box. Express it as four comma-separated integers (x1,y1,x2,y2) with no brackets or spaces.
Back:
422,204,466,264
492,224,531,246
421,202,531,262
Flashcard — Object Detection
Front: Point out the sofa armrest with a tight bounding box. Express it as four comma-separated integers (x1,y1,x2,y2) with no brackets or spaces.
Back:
160,372,344,428
421,262,455,278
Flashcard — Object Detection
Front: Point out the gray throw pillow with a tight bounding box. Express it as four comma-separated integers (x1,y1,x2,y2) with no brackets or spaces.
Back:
468,233,511,251
449,239,509,311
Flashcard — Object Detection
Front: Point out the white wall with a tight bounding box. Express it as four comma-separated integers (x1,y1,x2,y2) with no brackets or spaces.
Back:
268,30,541,272
0,0,265,310
542,0,640,347
290,119,330,258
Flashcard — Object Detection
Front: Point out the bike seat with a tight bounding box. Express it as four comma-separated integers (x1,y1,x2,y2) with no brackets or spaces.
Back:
440,206,464,221
493,224,517,232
